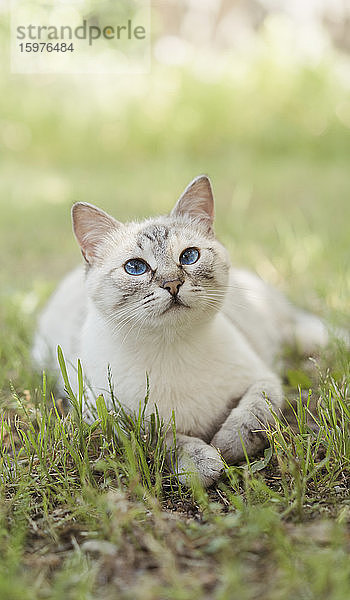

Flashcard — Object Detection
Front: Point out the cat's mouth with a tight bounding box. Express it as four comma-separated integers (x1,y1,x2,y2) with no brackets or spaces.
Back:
162,297,190,314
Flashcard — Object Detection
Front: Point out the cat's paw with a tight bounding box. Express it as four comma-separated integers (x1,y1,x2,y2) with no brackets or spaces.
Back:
211,410,267,464
176,442,224,488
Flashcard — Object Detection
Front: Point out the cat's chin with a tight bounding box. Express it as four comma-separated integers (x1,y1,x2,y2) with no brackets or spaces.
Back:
161,299,190,315
151,305,191,326
148,303,217,332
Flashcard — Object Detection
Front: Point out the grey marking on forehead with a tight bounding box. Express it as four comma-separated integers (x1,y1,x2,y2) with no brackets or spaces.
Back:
137,224,170,253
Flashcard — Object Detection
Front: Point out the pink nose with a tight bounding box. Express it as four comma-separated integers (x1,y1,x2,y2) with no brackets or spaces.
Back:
162,280,183,296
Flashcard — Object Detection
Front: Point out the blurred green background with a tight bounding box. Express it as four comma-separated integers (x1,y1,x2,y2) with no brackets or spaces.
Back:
1,1,350,396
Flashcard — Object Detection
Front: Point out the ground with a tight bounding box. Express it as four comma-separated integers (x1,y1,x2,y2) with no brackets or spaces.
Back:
1,56,350,599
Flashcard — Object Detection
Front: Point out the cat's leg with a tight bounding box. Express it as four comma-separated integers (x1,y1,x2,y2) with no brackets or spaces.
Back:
166,432,224,487
211,375,283,463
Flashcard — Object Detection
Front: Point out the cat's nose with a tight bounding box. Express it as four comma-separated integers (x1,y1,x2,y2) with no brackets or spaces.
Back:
162,279,183,297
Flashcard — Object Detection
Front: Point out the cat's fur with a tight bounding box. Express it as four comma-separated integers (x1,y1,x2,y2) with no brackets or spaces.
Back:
33,176,329,486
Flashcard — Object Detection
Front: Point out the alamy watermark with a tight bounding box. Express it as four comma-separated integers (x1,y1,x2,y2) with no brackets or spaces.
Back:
11,0,150,74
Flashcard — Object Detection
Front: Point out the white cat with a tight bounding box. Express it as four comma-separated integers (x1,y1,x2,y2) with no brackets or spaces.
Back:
33,175,329,486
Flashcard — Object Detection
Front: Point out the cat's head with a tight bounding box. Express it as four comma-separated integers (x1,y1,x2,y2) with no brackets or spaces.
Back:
72,176,230,337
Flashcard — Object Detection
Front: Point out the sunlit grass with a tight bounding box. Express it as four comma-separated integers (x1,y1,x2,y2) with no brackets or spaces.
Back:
0,346,350,599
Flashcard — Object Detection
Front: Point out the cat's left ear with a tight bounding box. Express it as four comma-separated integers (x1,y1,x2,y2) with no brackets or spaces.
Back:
171,175,214,230
72,202,121,264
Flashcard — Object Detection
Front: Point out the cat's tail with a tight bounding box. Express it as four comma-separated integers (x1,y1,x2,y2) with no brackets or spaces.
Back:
291,309,350,356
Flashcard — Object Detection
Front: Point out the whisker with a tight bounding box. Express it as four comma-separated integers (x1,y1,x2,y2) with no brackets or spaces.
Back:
121,312,147,345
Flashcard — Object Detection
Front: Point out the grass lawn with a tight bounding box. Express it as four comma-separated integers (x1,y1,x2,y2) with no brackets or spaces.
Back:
1,56,350,599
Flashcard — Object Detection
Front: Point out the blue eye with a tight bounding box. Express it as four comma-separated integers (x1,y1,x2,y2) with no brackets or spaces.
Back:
124,259,148,275
180,247,200,265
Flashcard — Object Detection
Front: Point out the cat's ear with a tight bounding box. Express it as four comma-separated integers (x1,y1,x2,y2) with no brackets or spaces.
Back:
72,202,121,264
171,175,214,229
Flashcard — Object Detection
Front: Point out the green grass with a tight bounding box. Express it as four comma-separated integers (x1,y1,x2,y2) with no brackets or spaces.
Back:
1,45,350,599
1,351,350,599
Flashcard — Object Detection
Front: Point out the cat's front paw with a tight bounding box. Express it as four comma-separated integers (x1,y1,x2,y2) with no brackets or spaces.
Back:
175,441,224,488
211,410,267,464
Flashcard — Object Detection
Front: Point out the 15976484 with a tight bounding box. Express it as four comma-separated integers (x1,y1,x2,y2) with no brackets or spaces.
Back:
19,42,74,52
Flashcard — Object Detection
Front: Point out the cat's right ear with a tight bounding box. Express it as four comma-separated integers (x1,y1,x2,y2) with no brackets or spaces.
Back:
72,202,121,264
171,175,214,231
